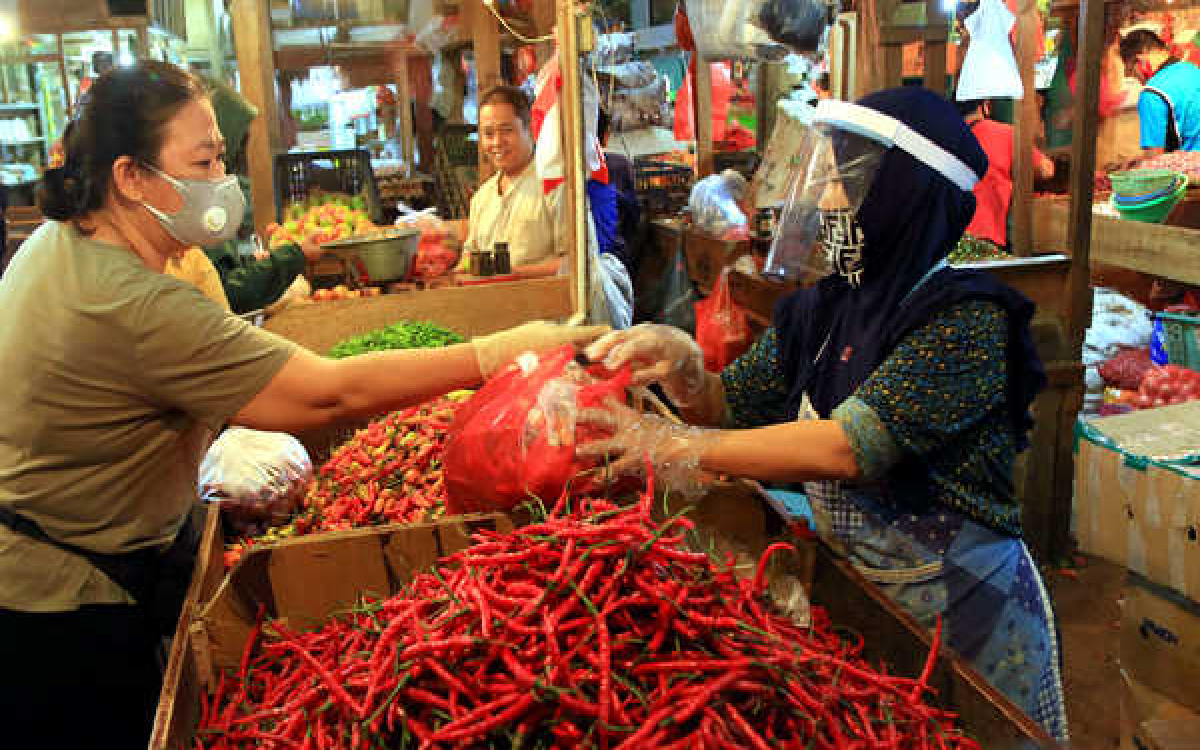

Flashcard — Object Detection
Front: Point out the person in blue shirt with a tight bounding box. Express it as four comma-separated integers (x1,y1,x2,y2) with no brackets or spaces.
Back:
1119,30,1200,153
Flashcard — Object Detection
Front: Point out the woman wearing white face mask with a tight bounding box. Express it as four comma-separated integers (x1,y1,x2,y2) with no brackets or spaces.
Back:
577,88,1067,742
0,61,604,747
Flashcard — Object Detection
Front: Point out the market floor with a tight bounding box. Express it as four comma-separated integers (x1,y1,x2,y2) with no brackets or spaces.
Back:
1047,553,1125,749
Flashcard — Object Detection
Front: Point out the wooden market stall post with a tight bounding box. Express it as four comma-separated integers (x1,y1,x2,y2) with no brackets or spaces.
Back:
230,0,280,237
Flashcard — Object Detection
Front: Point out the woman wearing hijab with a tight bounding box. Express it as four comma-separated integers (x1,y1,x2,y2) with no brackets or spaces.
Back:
578,87,1067,741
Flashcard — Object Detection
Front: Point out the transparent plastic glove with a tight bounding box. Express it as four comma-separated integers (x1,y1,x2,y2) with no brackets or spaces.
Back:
472,322,611,379
577,398,718,500
584,323,707,407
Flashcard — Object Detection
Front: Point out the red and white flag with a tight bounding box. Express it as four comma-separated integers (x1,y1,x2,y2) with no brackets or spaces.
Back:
532,51,608,194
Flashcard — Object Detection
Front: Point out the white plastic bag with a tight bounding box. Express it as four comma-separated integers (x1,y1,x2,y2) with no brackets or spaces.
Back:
955,0,1023,101
199,428,312,528
688,170,750,239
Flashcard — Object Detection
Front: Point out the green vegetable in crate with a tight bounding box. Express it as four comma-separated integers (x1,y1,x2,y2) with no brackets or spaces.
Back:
947,234,1012,263
329,321,465,359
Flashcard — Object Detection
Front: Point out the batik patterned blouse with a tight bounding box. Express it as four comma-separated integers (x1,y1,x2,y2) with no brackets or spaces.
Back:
721,299,1023,536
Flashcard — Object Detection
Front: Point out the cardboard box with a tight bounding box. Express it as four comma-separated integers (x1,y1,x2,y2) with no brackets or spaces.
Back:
1121,574,1200,715
1074,403,1200,600
151,513,512,749
1121,668,1200,750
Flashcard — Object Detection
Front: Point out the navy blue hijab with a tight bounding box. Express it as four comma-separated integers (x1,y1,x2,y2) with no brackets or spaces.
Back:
774,87,1045,449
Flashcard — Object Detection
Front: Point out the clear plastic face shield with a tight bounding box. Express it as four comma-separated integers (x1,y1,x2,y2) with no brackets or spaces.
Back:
764,100,982,286
765,123,887,286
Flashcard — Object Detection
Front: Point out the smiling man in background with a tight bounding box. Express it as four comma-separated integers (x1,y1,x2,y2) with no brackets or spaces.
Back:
459,85,564,277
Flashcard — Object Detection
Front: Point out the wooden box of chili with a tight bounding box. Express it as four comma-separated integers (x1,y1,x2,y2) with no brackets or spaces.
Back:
152,479,1054,749
151,511,512,749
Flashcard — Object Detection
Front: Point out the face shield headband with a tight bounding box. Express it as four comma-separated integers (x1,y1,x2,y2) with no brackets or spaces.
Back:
763,99,982,285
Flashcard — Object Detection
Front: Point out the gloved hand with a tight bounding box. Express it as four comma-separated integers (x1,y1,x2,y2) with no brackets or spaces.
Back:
584,323,707,407
472,321,611,379
577,398,718,500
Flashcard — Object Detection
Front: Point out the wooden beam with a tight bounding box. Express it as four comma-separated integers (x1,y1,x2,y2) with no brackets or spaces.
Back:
394,52,415,171
467,0,502,183
879,24,951,45
1032,199,1200,286
857,0,886,96
693,58,714,177
531,0,556,66
1010,0,1039,255
264,277,574,352
557,0,588,319
921,0,948,95
1063,0,1106,347
231,0,281,233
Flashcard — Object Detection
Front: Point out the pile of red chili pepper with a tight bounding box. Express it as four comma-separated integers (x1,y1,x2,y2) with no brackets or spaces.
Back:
197,478,977,749
223,394,467,567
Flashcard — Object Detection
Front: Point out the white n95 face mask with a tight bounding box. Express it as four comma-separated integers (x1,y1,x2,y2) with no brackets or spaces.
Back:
143,165,246,247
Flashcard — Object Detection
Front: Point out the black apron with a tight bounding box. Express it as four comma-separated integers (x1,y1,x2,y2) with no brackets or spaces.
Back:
0,504,201,635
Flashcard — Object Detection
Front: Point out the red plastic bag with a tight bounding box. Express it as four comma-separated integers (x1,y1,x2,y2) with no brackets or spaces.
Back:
443,346,631,514
411,232,458,278
674,60,732,143
694,268,752,372
1097,347,1155,391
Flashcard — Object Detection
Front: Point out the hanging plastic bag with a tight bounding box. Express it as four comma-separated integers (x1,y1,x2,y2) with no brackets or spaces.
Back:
754,99,817,208
694,268,753,372
442,346,632,514
674,60,733,142
636,245,698,333
198,428,313,530
955,0,1023,101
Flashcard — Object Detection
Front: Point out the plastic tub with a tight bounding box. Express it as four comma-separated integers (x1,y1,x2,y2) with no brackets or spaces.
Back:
1112,176,1189,224
323,229,419,283
1109,168,1182,197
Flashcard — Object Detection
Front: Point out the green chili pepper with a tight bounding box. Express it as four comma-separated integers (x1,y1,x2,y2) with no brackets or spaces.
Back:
329,321,464,359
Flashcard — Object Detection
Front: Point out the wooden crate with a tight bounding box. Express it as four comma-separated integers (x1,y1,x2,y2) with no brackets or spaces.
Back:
262,276,573,461
156,484,1050,749
264,276,573,355
151,512,512,750
1032,196,1200,287
675,481,1057,749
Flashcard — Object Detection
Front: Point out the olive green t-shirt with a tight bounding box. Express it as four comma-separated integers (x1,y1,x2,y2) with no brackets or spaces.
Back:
0,222,296,612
